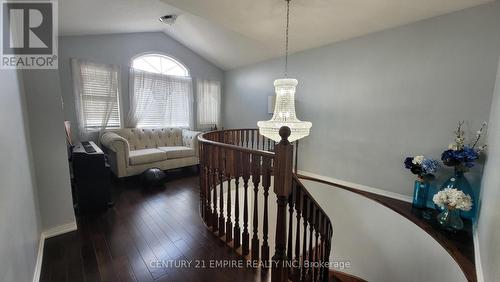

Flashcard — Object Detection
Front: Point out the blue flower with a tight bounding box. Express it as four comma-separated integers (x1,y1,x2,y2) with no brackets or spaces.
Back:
441,146,479,168
421,159,440,175
404,157,414,169
463,146,479,161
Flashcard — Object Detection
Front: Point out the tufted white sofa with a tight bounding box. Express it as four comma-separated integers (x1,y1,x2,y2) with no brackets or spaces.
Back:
100,128,201,178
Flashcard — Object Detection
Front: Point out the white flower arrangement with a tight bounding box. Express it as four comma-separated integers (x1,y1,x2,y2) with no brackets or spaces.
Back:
433,188,473,211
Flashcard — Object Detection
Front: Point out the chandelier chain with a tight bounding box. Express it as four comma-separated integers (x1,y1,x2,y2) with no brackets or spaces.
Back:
284,0,291,77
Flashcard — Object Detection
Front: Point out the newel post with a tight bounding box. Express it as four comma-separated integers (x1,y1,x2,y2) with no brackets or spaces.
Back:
272,126,294,282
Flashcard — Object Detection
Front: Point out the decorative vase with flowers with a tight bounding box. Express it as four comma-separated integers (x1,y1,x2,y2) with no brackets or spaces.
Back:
440,121,487,219
404,155,440,208
433,188,473,231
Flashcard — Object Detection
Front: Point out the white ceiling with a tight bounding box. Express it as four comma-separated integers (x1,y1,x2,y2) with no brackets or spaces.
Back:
60,0,493,70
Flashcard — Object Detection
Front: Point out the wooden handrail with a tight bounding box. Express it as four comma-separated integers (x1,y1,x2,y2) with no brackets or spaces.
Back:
198,128,333,282
198,131,275,158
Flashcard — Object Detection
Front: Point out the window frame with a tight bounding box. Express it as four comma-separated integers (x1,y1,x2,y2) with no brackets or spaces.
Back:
130,52,190,77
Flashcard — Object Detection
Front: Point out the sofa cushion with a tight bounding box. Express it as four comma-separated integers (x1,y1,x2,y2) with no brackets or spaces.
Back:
158,146,195,159
129,148,167,165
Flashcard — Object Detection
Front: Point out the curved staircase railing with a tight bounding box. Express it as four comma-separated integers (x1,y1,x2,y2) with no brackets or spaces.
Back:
199,127,333,282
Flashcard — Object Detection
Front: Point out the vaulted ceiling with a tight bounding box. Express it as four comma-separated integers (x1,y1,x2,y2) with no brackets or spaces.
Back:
59,0,493,70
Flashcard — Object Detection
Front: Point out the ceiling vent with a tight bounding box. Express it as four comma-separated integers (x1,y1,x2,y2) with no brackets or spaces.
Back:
159,15,177,25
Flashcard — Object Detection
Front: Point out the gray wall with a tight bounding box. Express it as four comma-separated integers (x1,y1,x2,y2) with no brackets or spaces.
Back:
23,70,76,230
58,32,224,141
0,70,41,282
477,59,500,282
224,2,500,196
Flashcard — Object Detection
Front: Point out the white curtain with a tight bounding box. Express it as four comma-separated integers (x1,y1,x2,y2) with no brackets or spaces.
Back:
127,69,194,129
71,58,121,141
197,79,221,129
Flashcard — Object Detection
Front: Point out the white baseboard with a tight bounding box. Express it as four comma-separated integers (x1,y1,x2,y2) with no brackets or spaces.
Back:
32,221,78,282
42,221,78,239
473,224,484,282
297,170,413,203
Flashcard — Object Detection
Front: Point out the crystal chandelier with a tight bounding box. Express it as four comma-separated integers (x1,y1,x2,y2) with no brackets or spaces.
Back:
257,0,312,143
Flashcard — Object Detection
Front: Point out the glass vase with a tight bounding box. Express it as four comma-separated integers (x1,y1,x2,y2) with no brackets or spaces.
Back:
437,207,464,231
412,179,429,209
440,167,475,220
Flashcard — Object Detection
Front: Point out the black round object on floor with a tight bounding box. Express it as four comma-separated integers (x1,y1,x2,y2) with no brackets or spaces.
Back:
142,168,166,188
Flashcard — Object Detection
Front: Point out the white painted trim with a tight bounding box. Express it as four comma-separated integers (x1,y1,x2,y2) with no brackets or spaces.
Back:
297,170,413,203
42,221,78,239
473,224,484,282
32,233,45,282
32,221,78,282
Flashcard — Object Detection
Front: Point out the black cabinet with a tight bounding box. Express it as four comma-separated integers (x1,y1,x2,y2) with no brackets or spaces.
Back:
72,141,111,214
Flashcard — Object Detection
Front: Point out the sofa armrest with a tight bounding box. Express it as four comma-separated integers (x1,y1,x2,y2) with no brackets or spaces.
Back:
101,132,130,176
101,132,130,154
182,129,201,156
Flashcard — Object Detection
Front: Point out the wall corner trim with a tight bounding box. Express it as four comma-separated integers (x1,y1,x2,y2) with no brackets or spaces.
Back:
473,224,485,282
32,221,78,282
296,170,413,203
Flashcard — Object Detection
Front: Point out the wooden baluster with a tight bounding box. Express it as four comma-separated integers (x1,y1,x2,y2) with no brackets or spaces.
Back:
325,225,333,282
218,147,226,236
241,152,251,256
261,157,272,266
294,140,299,174
272,127,294,282
199,143,205,220
301,196,309,282
318,214,325,282
245,130,250,148
294,185,302,282
287,188,294,265
251,154,261,262
212,146,219,231
226,150,233,243
201,143,207,221
209,168,215,228
233,151,241,249
202,144,210,222
256,130,260,150
251,130,255,149
313,209,320,281
307,203,315,281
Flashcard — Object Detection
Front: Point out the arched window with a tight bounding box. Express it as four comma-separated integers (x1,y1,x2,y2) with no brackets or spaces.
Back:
131,54,189,77
129,53,193,128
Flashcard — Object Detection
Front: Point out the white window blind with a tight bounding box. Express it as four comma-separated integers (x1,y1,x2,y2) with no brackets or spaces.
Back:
71,59,121,133
197,80,221,128
128,69,193,128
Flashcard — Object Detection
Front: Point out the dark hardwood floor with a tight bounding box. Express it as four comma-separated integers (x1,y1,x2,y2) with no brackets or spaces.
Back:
40,168,266,282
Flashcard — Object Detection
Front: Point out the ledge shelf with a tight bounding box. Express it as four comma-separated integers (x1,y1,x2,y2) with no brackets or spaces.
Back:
297,174,476,282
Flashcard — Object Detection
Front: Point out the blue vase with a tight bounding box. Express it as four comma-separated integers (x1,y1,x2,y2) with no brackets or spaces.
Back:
440,168,475,220
437,207,464,231
412,179,429,209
